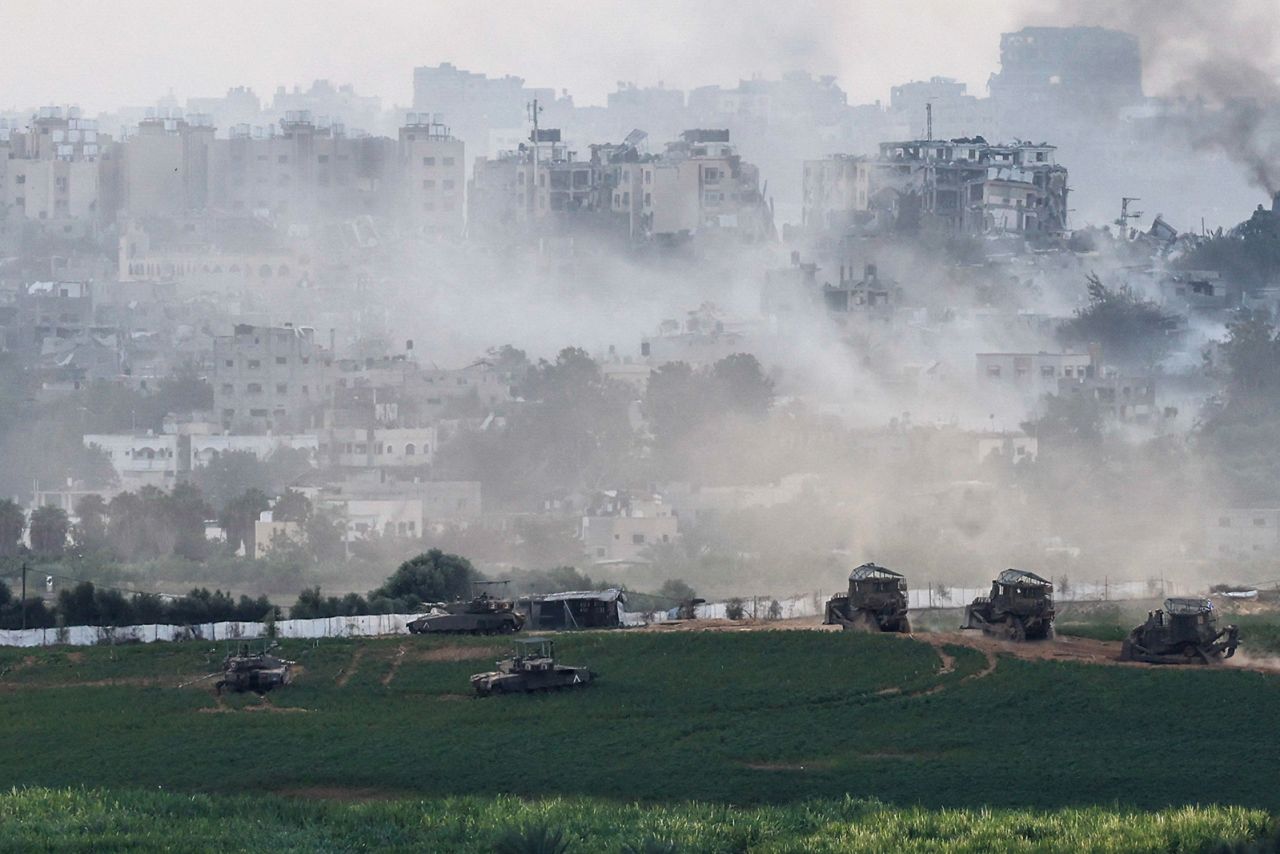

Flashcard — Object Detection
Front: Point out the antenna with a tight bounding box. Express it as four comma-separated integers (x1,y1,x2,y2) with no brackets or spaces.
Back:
527,98,543,215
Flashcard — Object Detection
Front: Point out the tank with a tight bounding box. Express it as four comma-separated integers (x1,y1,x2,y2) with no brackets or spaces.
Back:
407,590,525,635
1120,597,1239,664
216,643,294,695
824,563,910,632
962,568,1055,641
471,637,596,696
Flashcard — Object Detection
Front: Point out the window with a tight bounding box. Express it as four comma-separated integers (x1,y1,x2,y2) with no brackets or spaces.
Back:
318,154,329,163
276,384,288,394
1254,518,1268,527
247,383,263,393
225,359,234,368
986,365,1002,378
220,383,233,393
405,443,416,456
632,533,645,545
276,356,287,365
248,359,260,369
422,156,435,166
1040,365,1055,377
250,408,268,417
423,179,435,189
1219,517,1232,527
443,157,455,166
443,179,454,190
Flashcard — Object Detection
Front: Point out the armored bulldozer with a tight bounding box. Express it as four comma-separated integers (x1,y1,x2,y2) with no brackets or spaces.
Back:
824,563,910,632
471,637,596,697
962,568,1055,641
407,588,525,636
216,643,294,695
1120,597,1239,664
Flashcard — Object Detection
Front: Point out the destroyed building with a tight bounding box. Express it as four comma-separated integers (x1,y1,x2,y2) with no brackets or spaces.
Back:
803,137,1069,237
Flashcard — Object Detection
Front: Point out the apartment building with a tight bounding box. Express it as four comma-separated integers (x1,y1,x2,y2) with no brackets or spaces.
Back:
398,113,464,236
213,323,331,433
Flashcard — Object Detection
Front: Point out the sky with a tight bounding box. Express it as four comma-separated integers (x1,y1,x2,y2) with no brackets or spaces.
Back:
5,1,1277,117
2,1,1033,113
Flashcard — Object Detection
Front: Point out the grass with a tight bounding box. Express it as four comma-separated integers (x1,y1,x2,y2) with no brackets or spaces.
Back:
0,787,1272,853
1,628,1279,849
1056,609,1280,654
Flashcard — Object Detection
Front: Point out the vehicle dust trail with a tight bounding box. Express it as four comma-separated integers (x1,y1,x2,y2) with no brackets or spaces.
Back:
415,644,500,662
1224,652,1280,674
381,645,407,687
334,646,365,688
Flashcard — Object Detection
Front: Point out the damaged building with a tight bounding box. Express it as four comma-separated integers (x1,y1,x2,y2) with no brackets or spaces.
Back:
803,137,1069,237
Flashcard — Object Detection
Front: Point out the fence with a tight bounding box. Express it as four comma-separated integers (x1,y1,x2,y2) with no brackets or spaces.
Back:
0,578,1178,648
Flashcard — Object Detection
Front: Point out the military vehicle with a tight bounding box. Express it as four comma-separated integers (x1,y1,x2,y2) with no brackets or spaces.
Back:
470,637,596,696
407,581,525,635
1120,597,1240,664
962,569,1055,641
824,563,910,632
215,643,294,695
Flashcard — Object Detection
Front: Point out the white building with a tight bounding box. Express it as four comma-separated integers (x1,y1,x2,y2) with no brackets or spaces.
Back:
84,432,181,489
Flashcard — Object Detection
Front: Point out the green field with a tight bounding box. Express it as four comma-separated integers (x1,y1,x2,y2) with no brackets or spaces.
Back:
0,630,1278,851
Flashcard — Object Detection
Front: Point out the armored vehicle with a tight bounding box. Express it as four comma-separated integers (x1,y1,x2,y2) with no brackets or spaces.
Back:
962,569,1055,641
407,584,525,635
216,644,294,695
1120,597,1239,664
470,637,596,697
824,563,910,632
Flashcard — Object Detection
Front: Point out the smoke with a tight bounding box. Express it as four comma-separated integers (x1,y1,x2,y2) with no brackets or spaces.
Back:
1021,0,1280,193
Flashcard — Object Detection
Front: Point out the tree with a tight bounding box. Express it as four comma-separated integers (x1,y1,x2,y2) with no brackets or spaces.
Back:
710,353,774,418
1056,273,1179,368
0,499,25,557
29,505,69,556
370,549,478,609
644,361,705,451
272,489,312,523
304,508,346,563
658,578,696,603
220,488,271,556
194,451,271,511
1198,316,1280,501
71,494,110,553
168,483,213,561
1022,394,1105,450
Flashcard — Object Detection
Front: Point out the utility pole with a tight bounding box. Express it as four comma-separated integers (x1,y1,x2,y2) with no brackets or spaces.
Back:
20,563,27,630
925,102,933,141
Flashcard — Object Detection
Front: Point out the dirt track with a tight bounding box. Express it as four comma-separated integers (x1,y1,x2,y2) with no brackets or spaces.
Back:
644,616,1280,675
